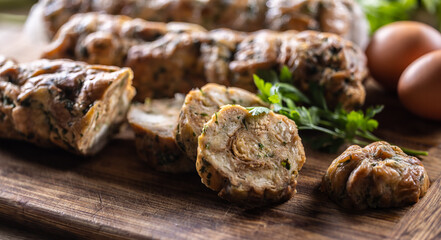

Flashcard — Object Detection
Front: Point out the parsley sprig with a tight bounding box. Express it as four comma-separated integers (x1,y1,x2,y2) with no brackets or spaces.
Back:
356,0,441,33
250,67,428,156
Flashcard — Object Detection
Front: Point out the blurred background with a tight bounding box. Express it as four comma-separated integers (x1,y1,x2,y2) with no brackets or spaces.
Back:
1,0,441,33
0,0,35,20
0,0,40,61
356,0,441,32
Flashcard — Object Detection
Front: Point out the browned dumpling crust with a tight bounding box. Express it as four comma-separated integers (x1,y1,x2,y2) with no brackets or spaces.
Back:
321,141,430,209
0,56,135,155
279,30,368,109
128,96,194,173
176,83,268,161
42,13,368,109
37,0,368,47
196,105,306,207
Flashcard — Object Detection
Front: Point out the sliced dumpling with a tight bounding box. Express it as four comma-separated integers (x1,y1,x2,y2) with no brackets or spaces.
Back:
176,83,268,161
196,105,306,207
128,96,194,173
0,57,135,155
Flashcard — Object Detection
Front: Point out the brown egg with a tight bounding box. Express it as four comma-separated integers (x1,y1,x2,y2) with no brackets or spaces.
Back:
366,21,441,90
398,50,441,121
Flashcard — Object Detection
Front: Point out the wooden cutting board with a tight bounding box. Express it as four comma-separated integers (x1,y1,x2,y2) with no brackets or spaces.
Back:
1,23,441,240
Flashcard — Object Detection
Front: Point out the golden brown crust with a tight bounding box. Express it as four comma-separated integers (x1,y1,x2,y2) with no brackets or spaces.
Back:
38,0,368,46
0,56,135,155
279,31,368,109
42,13,368,109
321,141,430,209
196,105,306,207
175,83,269,161
128,97,194,173
125,30,208,100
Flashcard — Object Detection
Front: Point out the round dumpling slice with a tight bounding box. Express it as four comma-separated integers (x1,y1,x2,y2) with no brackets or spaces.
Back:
196,105,306,207
321,141,430,209
176,83,268,161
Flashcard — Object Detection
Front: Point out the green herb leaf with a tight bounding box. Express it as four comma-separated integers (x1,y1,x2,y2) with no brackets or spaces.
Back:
366,105,384,119
253,67,428,156
273,83,310,104
279,66,292,82
366,119,379,132
247,106,271,116
254,74,272,101
268,94,280,104
355,0,441,33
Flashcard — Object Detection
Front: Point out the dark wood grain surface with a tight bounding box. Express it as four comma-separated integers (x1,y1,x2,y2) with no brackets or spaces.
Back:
1,22,441,240
391,177,441,240
0,82,439,240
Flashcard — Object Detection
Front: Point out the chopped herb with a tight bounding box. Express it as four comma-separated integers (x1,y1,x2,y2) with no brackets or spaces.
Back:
200,113,208,117
254,69,428,157
265,152,274,158
193,131,196,137
202,125,208,134
215,112,218,124
258,143,264,150
247,106,271,116
281,159,291,170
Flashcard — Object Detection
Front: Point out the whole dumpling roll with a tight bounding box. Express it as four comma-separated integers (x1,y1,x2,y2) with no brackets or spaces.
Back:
321,141,430,209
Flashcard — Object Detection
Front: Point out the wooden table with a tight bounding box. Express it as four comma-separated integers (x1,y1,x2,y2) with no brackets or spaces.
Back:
1,19,441,240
